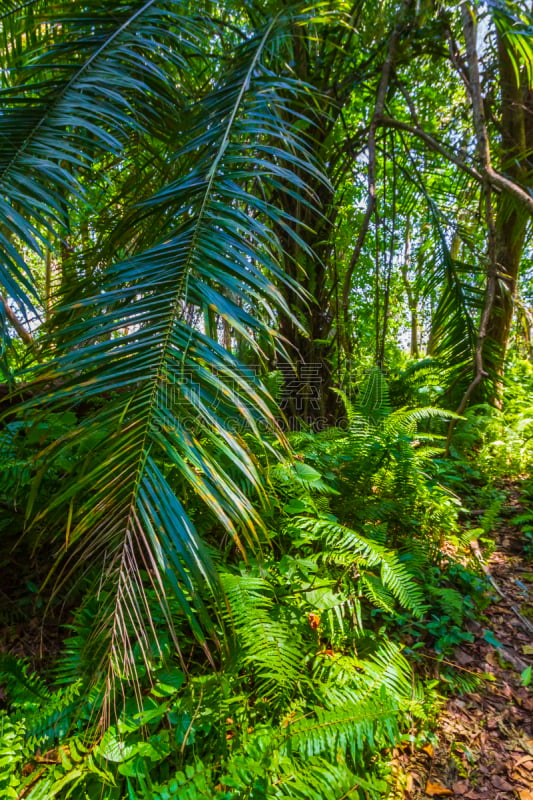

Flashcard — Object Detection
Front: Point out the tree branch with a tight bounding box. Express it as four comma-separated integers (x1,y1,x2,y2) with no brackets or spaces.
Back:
378,116,483,183
447,3,499,449
1,295,36,349
340,1,412,353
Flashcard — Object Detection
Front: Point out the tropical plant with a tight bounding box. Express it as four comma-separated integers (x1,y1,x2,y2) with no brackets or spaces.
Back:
3,3,533,799
0,0,333,696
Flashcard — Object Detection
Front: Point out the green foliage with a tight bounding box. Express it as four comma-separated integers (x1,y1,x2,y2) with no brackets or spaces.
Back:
4,3,531,796
1,370,481,799
0,0,332,693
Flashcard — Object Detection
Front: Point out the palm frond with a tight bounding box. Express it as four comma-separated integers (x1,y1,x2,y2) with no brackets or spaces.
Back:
10,8,326,701
0,0,210,318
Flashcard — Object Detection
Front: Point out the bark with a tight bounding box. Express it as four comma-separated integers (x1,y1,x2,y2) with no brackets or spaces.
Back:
454,4,532,408
276,3,415,426
1,296,36,351
484,34,531,401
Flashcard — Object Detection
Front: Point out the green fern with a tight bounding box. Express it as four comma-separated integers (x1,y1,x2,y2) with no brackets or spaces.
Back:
222,573,304,704
298,516,426,617
426,586,465,626
0,653,50,709
274,756,388,799
286,695,398,763
0,713,25,799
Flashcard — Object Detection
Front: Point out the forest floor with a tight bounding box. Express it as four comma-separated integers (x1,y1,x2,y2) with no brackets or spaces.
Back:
393,485,533,800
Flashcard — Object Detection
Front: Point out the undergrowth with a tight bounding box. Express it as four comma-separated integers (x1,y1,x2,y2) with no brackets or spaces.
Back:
0,368,501,799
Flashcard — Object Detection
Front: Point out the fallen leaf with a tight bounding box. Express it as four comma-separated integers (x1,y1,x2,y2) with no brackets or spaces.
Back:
485,652,500,668
519,791,533,800
491,775,513,791
455,647,475,665
452,779,470,793
514,755,533,770
425,781,453,797
514,767,533,784
421,743,434,758
307,613,320,629
522,645,533,655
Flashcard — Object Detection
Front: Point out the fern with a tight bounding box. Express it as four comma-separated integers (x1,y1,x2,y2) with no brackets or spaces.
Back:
0,713,25,799
426,586,465,626
356,366,392,426
222,573,304,703
298,516,426,617
0,422,30,502
274,756,387,799
287,695,398,764
0,653,50,709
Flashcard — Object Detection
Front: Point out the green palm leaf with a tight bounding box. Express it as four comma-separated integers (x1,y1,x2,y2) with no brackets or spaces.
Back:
8,4,326,702
0,0,211,318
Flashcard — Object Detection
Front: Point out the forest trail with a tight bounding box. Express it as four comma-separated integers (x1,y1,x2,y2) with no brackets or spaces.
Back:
395,486,533,800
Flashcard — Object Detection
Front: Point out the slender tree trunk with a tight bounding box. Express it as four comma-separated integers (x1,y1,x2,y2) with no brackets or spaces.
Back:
400,220,420,358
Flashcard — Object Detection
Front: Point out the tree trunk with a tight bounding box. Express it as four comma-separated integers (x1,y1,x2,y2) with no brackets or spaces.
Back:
483,34,532,403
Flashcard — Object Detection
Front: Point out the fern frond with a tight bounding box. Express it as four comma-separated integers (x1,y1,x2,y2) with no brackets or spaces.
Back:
299,517,426,616
275,756,384,800
384,407,459,438
286,695,398,764
222,573,303,702
0,653,50,709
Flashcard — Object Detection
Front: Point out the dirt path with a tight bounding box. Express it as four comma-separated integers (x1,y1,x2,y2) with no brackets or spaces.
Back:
395,488,533,799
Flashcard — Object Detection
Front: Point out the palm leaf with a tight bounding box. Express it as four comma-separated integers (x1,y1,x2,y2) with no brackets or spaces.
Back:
0,0,212,320
9,6,326,705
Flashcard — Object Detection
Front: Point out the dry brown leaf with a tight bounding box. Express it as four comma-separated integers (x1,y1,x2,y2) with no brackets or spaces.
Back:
514,755,533,770
485,652,500,668
514,768,533,784
491,775,513,791
519,790,533,800
452,779,470,794
454,647,475,665
307,613,320,629
425,780,453,797
524,696,533,712
421,743,434,758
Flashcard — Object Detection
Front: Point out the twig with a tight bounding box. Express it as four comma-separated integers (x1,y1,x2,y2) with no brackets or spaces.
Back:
378,116,483,183
0,295,36,349
179,685,204,757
